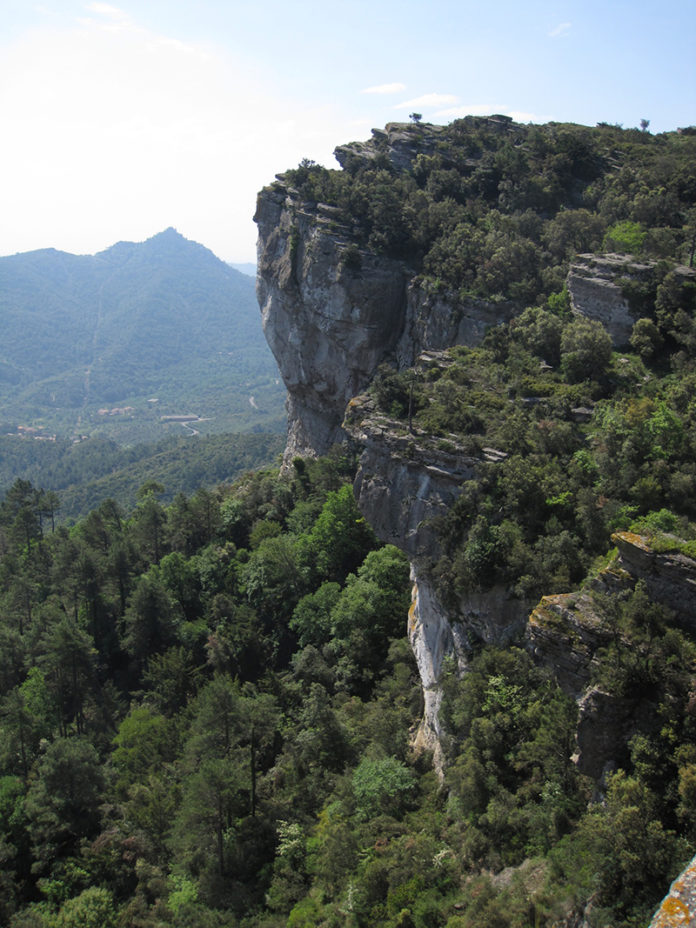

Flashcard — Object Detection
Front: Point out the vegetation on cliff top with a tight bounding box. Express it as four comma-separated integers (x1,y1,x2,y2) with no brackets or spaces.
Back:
283,117,695,302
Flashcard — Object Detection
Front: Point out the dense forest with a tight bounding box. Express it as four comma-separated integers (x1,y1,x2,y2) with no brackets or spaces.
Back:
2,117,696,927
0,432,284,523
3,319,696,926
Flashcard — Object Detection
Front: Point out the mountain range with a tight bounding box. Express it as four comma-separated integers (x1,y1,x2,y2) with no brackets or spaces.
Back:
0,228,285,444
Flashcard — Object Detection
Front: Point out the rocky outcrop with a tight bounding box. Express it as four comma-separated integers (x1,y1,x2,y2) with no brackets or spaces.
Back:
255,124,696,790
649,855,696,927
254,183,408,464
395,284,517,369
612,531,696,632
334,117,516,175
566,253,652,346
344,393,530,748
568,256,696,350
526,592,611,699
254,127,529,760
344,393,477,560
254,128,517,465
408,567,460,765
335,122,447,174
527,532,696,780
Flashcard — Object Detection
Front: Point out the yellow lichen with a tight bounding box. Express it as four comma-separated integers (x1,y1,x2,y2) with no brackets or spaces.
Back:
611,530,652,552
654,895,691,926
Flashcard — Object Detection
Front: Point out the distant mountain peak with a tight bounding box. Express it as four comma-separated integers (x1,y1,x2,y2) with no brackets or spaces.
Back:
150,226,184,242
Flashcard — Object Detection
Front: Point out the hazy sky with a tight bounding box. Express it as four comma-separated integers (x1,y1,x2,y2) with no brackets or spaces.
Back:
1,1,694,263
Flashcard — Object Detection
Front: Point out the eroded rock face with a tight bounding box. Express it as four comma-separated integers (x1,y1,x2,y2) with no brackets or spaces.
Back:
527,533,696,781
255,142,526,755
255,183,408,464
345,393,477,560
345,394,530,746
612,531,696,632
566,253,652,347
408,567,459,768
254,140,518,467
334,122,447,174
254,130,696,783
395,283,517,368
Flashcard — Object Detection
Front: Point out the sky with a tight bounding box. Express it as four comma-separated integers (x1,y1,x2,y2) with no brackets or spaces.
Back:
1,1,694,264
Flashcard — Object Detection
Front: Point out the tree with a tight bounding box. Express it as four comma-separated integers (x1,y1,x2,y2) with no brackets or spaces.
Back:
112,706,175,796
243,534,302,622
300,485,377,584
0,479,43,553
409,113,422,124
560,316,613,382
53,887,118,928
290,581,341,649
38,618,96,737
130,483,167,565
0,668,55,779
122,573,177,671
352,755,415,820
603,219,646,255
25,737,104,872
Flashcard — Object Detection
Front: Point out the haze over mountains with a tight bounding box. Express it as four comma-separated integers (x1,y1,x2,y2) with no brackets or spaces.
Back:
0,228,285,444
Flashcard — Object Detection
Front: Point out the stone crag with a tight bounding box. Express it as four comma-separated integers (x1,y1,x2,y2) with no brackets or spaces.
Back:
343,389,532,756
566,253,696,348
527,532,696,780
254,125,666,759
254,182,408,464
566,253,651,346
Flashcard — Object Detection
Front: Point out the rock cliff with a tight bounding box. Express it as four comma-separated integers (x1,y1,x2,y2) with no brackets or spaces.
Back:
566,253,696,347
565,253,651,346
254,183,409,463
254,125,531,751
527,532,696,779
253,118,696,921
254,123,695,780
343,386,533,757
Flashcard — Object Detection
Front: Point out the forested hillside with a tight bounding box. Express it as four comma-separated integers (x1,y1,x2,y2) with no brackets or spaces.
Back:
0,228,285,443
0,432,284,523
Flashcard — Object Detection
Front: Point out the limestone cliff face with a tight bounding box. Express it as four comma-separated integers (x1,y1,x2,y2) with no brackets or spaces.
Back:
565,253,647,347
254,183,408,464
254,125,693,783
254,125,527,755
254,130,517,465
566,254,696,348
